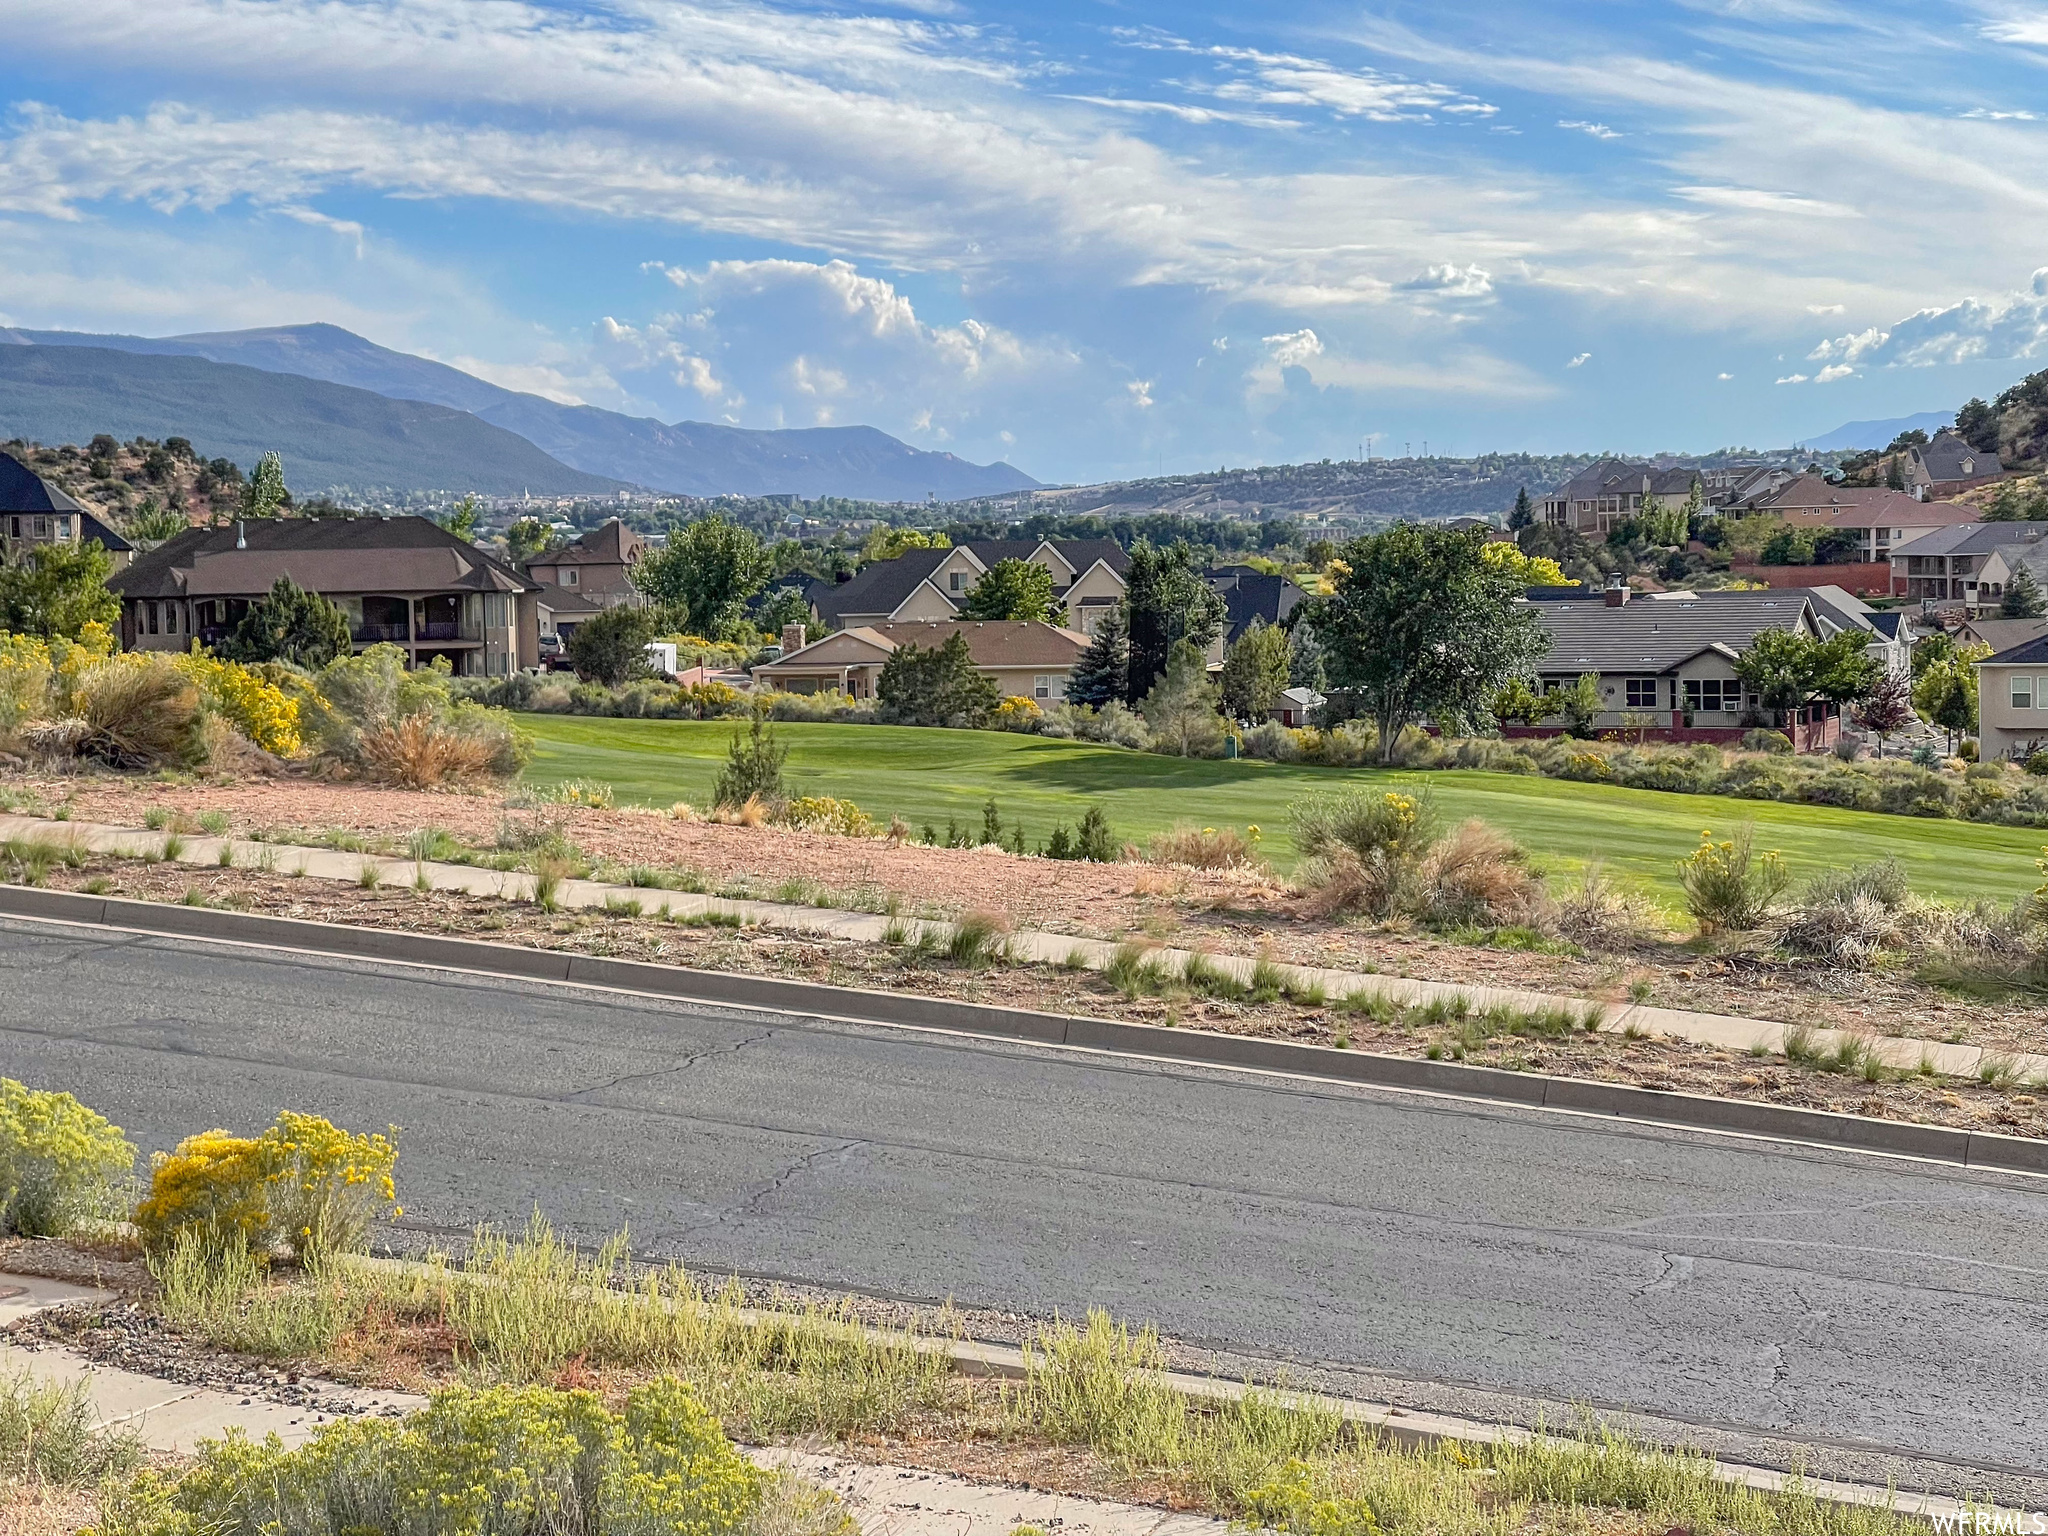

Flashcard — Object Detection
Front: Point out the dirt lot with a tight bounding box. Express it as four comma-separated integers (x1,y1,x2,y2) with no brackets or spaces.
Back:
15,845,2047,1140
7,769,2046,1061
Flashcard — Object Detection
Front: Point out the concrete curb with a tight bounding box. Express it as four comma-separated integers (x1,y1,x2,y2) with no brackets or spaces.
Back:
3,882,2044,1178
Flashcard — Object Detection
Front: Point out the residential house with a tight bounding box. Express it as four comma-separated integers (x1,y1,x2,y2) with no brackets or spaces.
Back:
1957,615,2048,656
0,452,135,570
1903,430,2003,499
1518,583,1842,749
1889,522,2048,609
806,539,1130,635
525,518,647,610
751,620,1092,703
1974,633,2048,762
1705,463,1796,508
1791,584,1913,677
1540,462,1703,535
1753,477,1979,561
1207,565,1305,643
109,516,541,674
1271,686,1324,727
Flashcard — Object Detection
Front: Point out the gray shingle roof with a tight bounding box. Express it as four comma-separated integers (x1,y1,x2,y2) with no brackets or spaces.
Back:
1890,522,2048,557
1526,590,1816,674
0,453,86,515
1911,431,2002,482
1984,633,2048,666
806,547,951,626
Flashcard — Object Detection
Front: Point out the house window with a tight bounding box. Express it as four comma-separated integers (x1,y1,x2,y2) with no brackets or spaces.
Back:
1033,674,1058,700
7,518,16,539
32,517,48,538
563,568,578,587
55,517,71,539
165,604,179,635
2015,677,2035,710
949,572,966,592
1625,679,1659,709
1685,678,1738,713
146,602,160,635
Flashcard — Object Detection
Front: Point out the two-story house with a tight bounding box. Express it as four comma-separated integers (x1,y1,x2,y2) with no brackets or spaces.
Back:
1890,522,2048,608
0,452,135,570
1974,632,2048,762
752,619,1093,703
1540,462,1703,535
807,539,1131,635
1903,430,2004,499
110,516,541,674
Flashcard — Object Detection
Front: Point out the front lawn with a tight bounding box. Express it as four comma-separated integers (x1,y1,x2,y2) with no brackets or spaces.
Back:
517,714,2048,906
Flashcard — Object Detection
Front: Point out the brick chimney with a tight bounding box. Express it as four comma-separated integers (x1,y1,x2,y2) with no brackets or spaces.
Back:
781,623,807,653
1604,574,1630,607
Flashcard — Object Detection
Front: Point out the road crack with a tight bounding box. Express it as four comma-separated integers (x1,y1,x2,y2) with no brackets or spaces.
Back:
558,1026,778,1102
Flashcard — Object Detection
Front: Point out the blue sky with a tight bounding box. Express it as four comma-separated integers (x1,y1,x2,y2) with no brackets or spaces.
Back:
5,0,2048,484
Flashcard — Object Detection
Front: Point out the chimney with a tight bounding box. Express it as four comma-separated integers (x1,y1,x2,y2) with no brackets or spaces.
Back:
235,519,246,550
781,622,807,653
1604,574,1630,607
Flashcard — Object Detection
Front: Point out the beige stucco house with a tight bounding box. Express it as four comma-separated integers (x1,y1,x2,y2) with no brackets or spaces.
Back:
1976,633,2048,761
751,620,1092,702
807,539,1131,635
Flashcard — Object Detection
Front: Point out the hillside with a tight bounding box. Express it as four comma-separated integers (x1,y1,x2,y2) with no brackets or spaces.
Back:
1799,411,1952,453
0,323,1041,502
944,453,1607,524
0,346,625,500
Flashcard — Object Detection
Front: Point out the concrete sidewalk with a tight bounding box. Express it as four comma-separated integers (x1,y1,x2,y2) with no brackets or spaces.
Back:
4,810,2040,1089
0,1269,1227,1536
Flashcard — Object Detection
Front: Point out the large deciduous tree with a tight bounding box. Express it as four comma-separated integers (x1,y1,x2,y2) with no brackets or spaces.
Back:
0,541,119,640
239,452,290,519
567,604,658,685
1733,628,1881,731
1218,618,1290,722
631,515,774,640
217,576,353,668
1308,524,1548,764
960,558,1055,622
1123,540,1225,705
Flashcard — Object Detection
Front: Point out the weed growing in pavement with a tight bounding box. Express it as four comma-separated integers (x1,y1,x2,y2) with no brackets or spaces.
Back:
1780,1023,1823,1067
413,862,432,893
406,826,462,863
197,810,230,836
216,842,233,868
356,859,384,891
628,865,682,890
143,806,170,831
605,896,644,919
1981,1052,2024,1087
1105,942,1170,998
1246,957,1287,1003
530,859,567,913
160,832,185,862
1179,950,1246,1001
81,875,112,895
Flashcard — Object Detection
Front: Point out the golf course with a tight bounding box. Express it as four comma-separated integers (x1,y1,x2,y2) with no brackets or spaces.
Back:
518,714,2048,908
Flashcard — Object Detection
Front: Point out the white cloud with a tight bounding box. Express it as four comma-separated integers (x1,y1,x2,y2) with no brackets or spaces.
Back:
1567,352,1591,368
1558,120,1620,139
1813,362,1855,382
1263,328,1324,368
1808,267,2048,368
1776,372,1810,383
1126,378,1154,409
1806,303,1846,314
1717,371,1734,379
1398,263,1494,298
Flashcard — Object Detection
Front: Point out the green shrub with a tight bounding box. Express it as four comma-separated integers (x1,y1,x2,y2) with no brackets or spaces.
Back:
1739,728,1794,754
0,1370,143,1487
712,716,788,808
1678,827,1791,934
100,1379,769,1536
0,1077,134,1236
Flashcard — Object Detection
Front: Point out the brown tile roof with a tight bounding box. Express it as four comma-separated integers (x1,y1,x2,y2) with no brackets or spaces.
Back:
109,515,536,600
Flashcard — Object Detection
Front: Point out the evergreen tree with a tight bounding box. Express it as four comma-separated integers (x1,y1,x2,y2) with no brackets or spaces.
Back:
876,631,1001,727
217,576,353,668
1140,641,1224,756
1064,604,1129,707
1286,620,1327,691
240,452,290,519
1508,486,1534,530
712,715,788,807
565,604,658,685
2002,563,2046,618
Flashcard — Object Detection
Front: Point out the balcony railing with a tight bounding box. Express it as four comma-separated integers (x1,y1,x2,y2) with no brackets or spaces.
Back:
415,622,462,642
353,622,409,643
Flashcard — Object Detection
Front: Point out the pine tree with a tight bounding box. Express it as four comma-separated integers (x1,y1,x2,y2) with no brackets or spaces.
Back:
2001,563,2046,619
1064,604,1129,707
218,576,353,668
1508,486,1534,530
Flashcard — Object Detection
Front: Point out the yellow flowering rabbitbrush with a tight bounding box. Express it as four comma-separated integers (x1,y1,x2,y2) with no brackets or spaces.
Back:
90,1379,772,1536
134,1111,399,1261
0,1076,135,1237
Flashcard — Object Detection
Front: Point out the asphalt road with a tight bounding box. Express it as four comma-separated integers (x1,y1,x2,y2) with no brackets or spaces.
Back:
5,918,2046,1491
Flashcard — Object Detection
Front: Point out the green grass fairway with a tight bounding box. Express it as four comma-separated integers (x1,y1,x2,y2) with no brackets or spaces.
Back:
518,714,2048,907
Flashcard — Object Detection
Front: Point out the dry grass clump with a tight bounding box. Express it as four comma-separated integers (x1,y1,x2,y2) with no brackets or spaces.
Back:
77,659,201,770
1144,823,1267,871
1292,789,1541,931
1546,864,1658,951
1772,860,1915,964
709,793,770,827
355,713,505,789
1412,820,1545,928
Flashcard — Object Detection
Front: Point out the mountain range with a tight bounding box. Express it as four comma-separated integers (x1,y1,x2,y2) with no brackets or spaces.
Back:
0,323,1041,502
1799,411,1954,453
